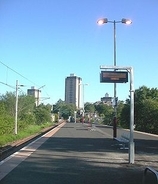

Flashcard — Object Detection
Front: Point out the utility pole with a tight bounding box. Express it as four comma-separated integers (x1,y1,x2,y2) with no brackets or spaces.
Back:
15,80,18,135
15,80,24,135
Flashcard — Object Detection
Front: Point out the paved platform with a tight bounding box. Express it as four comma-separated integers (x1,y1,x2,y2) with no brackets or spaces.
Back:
0,122,158,184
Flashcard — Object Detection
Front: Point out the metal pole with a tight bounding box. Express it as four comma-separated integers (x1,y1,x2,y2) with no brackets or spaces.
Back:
15,80,18,135
113,20,117,138
129,67,135,164
58,112,59,123
82,84,85,117
74,111,76,123
114,20,116,66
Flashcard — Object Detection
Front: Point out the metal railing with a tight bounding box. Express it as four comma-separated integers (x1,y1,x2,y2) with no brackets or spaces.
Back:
143,167,158,184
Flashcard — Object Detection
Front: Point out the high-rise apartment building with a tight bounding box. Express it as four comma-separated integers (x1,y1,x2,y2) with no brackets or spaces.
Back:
27,86,41,106
65,74,82,109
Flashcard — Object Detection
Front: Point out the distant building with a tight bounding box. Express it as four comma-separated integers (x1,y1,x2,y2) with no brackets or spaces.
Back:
101,93,112,105
27,86,41,106
65,74,82,109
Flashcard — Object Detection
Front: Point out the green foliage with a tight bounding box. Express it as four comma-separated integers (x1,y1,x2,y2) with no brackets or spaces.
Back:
0,92,15,116
0,101,6,115
18,94,35,116
84,103,95,113
52,99,76,120
52,99,65,113
94,103,113,125
95,103,110,116
0,122,54,147
120,86,158,134
120,103,130,128
0,134,17,146
0,92,53,138
19,113,36,125
135,99,158,134
2,84,158,147
102,105,113,125
116,101,125,126
34,103,51,124
60,103,76,119
135,86,158,102
0,116,14,135
95,103,106,116
0,91,54,147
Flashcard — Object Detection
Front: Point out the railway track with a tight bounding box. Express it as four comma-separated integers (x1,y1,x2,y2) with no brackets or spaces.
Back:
0,122,61,161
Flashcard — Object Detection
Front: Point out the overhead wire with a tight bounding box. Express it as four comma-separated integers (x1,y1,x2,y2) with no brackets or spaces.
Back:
0,61,51,101
0,61,38,86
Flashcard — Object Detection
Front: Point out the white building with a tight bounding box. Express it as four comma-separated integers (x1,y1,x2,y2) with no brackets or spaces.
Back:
65,74,82,109
27,86,41,106
101,93,112,105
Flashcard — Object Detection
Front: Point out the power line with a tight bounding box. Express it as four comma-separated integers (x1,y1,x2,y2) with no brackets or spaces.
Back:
0,61,51,101
0,61,38,86
0,81,15,89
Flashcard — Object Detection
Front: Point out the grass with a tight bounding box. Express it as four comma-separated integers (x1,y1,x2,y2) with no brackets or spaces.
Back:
0,122,56,147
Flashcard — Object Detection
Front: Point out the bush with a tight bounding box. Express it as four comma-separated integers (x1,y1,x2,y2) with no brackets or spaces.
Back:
0,116,14,135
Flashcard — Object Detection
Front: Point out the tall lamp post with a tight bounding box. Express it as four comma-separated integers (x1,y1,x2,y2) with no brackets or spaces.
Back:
79,83,88,118
58,111,60,123
74,111,77,123
15,80,24,135
97,18,132,138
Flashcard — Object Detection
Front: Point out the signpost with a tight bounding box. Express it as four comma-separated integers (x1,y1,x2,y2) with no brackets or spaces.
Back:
100,70,128,138
100,66,135,164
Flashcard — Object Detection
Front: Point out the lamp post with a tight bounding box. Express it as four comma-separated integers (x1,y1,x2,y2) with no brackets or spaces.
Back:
15,80,24,135
79,83,88,118
58,111,60,123
74,111,76,123
97,18,132,138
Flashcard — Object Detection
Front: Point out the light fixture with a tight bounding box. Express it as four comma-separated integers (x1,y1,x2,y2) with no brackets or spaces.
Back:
122,18,132,24
97,18,108,25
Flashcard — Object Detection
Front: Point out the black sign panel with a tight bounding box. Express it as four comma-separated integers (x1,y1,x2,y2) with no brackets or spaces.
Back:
100,71,128,83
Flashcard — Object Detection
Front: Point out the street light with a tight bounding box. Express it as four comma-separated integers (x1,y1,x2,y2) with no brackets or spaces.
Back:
74,111,77,123
58,111,60,123
97,17,132,138
15,80,24,135
79,83,88,118
97,18,132,25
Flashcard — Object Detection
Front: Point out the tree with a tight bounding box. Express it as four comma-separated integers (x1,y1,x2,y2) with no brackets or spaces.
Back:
0,92,15,117
117,101,126,126
95,103,107,116
120,103,130,128
84,103,95,114
52,99,65,113
95,103,113,125
135,86,158,102
102,105,113,125
18,95,35,118
135,99,158,134
120,85,158,134
60,103,76,120
34,103,51,125
0,101,14,135
52,99,76,120
0,92,54,135
0,101,6,116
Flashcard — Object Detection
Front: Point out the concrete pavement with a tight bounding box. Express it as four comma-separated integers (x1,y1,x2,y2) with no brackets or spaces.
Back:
0,122,158,184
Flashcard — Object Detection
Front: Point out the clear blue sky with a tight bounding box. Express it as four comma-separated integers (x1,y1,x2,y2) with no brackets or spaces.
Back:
0,0,158,105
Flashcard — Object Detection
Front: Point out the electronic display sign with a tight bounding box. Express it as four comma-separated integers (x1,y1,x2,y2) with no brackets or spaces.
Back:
100,71,128,83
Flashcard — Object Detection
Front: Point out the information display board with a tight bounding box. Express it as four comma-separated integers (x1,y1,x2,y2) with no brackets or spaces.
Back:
100,71,128,83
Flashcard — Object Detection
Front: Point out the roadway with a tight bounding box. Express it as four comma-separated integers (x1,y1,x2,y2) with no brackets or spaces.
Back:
0,122,158,184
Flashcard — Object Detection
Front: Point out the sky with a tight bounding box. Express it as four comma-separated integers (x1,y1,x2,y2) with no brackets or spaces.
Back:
0,0,158,105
